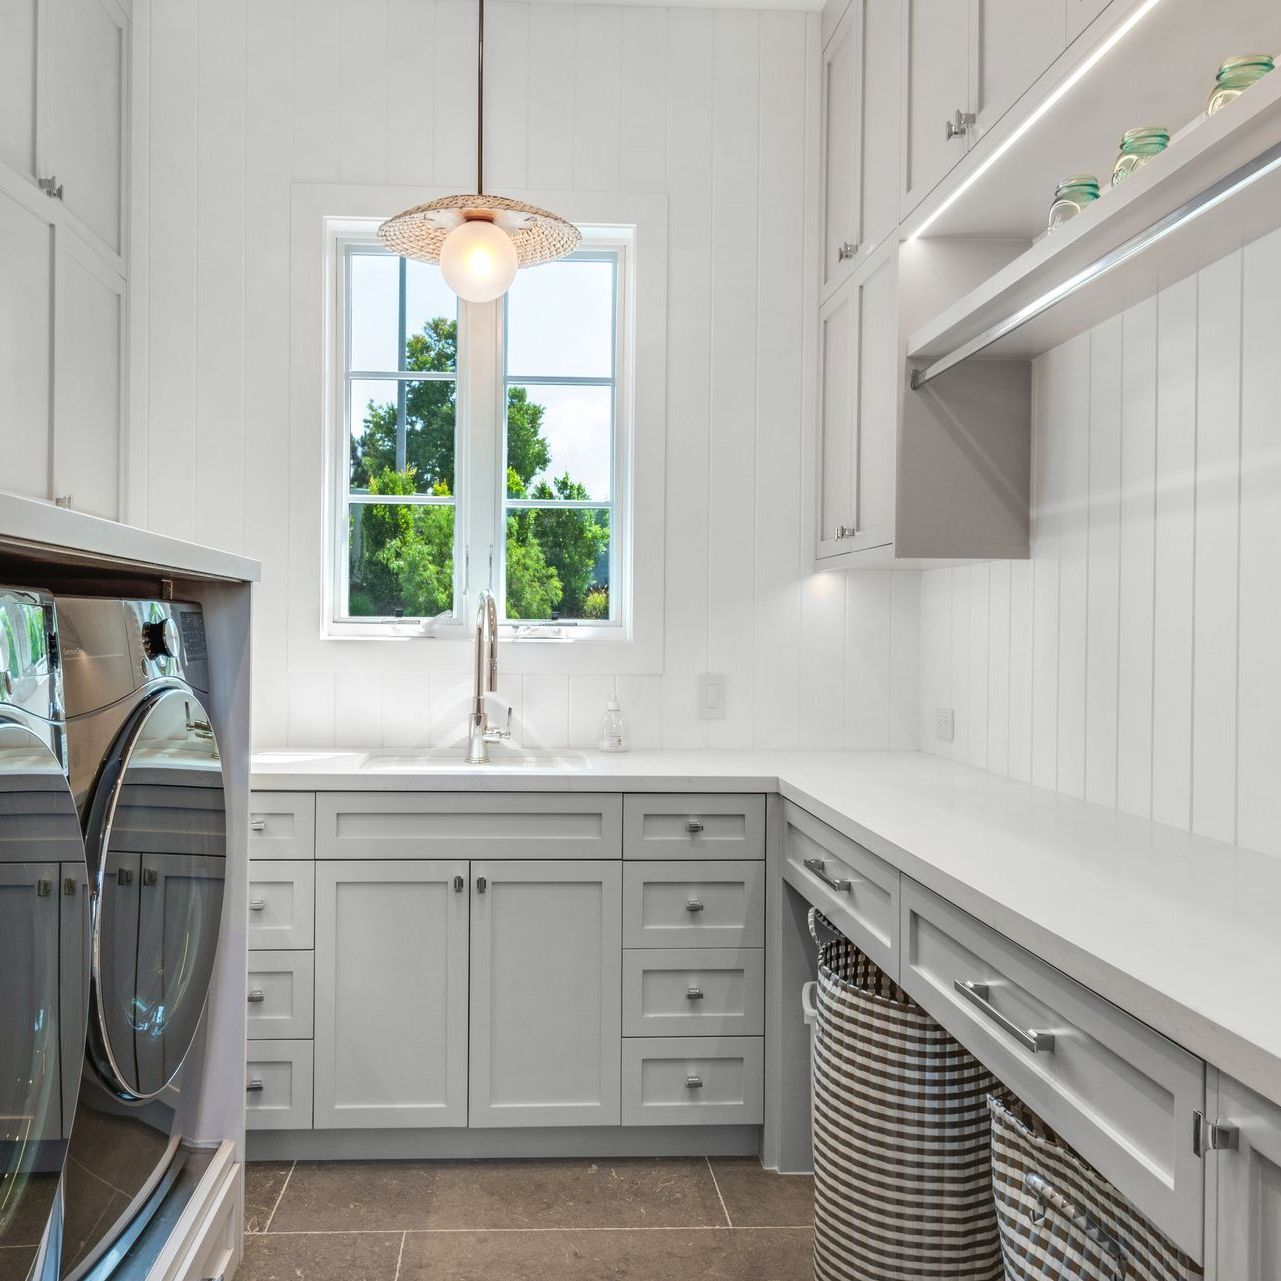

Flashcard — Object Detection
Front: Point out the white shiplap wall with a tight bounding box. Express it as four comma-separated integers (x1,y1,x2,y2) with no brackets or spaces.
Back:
132,0,920,751
920,228,1281,858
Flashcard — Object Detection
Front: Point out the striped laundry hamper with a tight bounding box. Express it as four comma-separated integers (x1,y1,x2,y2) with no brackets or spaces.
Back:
988,1093,1203,1281
808,910,1005,1281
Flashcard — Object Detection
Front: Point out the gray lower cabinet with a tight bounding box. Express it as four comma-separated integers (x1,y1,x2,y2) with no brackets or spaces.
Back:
313,859,470,1128
1213,1072,1281,1279
469,859,622,1128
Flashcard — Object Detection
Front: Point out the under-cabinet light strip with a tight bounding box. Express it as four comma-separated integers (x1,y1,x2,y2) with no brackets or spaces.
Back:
909,136,1281,388
905,0,1168,243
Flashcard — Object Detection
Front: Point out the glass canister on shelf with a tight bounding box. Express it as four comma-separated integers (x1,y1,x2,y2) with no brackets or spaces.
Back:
1047,175,1100,232
1111,126,1170,187
1207,54,1275,115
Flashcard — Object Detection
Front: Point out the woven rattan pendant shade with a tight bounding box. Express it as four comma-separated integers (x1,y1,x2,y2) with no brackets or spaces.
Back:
377,0,579,274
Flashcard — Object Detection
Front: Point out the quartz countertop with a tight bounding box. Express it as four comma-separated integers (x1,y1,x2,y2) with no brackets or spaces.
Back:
251,747,1281,1106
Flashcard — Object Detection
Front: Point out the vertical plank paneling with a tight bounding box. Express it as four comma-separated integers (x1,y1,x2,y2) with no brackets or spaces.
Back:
1084,315,1122,808
660,6,713,749
1007,558,1033,781
844,573,892,749
525,2,575,190
1116,297,1157,818
966,564,989,770
889,571,920,750
433,0,477,187
384,0,435,185
291,0,342,182
338,0,387,184
705,8,759,750
1151,276,1197,830
948,564,970,763
1191,252,1242,844
798,572,847,751
483,1,529,190
618,6,668,194
1236,226,1281,857
573,5,622,191
1030,352,1061,790
918,568,951,752
986,561,1010,775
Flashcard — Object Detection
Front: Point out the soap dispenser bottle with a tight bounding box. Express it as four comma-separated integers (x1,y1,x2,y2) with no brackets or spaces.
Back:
598,692,628,752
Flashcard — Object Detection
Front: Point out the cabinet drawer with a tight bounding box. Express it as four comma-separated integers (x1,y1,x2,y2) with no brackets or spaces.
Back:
248,860,315,950
624,862,764,949
316,792,622,859
246,1040,314,1131
249,791,316,860
900,878,1205,1260
782,801,900,979
247,950,315,1041
622,1037,764,1126
623,948,764,1037
623,795,765,861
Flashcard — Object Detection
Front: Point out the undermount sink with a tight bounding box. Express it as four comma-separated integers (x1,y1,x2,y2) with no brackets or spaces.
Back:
357,746,591,771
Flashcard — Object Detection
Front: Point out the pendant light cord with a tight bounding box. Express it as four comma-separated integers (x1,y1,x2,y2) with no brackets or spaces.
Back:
476,0,485,194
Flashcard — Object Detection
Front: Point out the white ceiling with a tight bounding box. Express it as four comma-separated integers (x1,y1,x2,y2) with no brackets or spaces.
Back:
513,0,822,10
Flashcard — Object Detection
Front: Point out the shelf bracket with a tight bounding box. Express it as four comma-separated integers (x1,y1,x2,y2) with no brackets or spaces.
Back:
909,136,1281,391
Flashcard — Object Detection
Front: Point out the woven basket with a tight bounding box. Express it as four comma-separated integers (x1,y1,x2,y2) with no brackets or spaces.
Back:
989,1093,1203,1281
808,910,1004,1281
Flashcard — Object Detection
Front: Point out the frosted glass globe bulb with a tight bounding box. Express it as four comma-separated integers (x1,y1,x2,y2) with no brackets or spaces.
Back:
439,218,518,302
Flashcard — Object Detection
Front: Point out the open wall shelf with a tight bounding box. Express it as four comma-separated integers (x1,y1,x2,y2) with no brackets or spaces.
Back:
907,70,1281,385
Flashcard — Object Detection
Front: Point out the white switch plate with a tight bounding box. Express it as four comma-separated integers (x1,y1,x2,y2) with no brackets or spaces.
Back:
934,707,954,742
698,673,727,720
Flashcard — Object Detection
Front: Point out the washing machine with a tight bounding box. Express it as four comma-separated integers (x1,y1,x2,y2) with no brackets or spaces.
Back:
53,598,227,1281
0,587,91,1281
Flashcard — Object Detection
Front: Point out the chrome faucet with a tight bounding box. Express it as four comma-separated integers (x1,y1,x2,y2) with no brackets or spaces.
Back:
466,589,510,764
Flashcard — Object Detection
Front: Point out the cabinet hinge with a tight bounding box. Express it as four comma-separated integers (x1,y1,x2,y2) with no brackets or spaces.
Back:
1193,1110,1239,1157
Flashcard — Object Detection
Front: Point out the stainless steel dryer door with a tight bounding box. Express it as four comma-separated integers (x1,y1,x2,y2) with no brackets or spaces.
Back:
0,721,88,1281
87,688,227,1101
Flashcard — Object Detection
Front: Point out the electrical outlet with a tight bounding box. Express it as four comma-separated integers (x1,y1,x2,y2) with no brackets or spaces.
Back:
698,673,727,720
934,707,955,742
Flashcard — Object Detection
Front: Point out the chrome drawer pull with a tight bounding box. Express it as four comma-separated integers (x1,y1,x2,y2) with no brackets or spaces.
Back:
685,1075,703,1089
686,986,704,1001
685,899,704,913
685,818,704,834
954,980,1055,1054
803,858,851,893
248,898,266,912
247,989,265,1004
246,1078,264,1092
250,816,267,832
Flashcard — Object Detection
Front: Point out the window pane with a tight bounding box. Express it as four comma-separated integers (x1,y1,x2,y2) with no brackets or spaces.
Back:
506,383,612,501
349,252,400,371
505,258,615,379
405,262,458,372
350,378,457,496
505,506,610,621
348,500,456,618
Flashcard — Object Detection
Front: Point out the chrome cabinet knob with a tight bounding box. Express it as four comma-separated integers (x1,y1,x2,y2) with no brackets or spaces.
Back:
686,986,704,1001
945,109,976,141
247,989,265,1004
250,816,267,832
685,899,704,913
246,1078,264,1092
476,876,487,894
38,175,63,200
685,818,704,834
832,525,856,540
248,898,266,912
453,875,465,893
685,1075,703,1089
837,241,858,262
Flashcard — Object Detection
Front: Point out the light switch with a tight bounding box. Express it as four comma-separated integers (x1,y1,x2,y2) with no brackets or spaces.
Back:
698,673,727,720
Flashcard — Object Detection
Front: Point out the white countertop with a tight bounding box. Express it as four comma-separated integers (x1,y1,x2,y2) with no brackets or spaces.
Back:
252,747,1281,1106
0,491,261,582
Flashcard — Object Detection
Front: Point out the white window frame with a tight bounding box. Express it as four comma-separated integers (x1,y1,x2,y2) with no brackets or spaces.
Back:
325,221,633,644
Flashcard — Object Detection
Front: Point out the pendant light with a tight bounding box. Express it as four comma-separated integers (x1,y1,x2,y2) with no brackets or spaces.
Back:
378,0,580,301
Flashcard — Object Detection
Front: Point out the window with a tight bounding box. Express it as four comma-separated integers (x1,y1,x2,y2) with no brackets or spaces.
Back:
331,226,629,638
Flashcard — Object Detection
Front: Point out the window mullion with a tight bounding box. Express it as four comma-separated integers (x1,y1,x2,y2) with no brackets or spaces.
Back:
460,296,502,618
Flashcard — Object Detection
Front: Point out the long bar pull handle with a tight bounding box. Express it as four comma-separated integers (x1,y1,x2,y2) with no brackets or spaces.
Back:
246,1078,264,1093
248,898,266,912
954,980,1055,1053
803,858,852,893
247,990,265,1004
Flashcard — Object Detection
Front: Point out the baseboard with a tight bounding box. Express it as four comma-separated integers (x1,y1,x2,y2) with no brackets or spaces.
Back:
246,1124,763,1162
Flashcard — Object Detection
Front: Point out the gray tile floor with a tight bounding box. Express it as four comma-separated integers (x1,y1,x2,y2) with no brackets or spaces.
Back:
242,1157,814,1280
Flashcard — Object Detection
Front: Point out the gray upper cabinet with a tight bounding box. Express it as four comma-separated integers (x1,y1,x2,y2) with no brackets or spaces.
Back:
0,0,39,181
901,0,972,214
313,859,470,1129
820,0,900,300
1213,1072,1281,1280
973,0,1066,143
469,860,622,1128
44,0,128,262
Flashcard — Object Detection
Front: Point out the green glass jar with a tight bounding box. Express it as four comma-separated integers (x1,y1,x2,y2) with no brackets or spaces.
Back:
1207,54,1275,115
1111,126,1170,187
1047,175,1100,232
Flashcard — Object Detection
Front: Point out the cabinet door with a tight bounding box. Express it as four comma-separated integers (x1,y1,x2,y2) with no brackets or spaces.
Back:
859,0,901,256
314,859,469,1128
816,278,858,560
469,859,621,1128
1066,0,1112,43
974,0,1065,138
51,230,124,518
1215,1073,1281,1279
0,0,39,180
0,186,53,502
43,0,127,259
902,0,972,213
820,4,861,296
